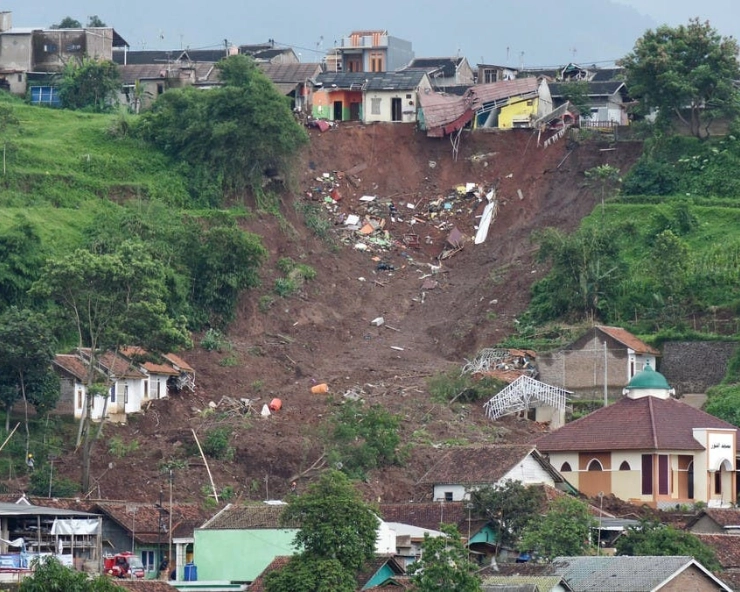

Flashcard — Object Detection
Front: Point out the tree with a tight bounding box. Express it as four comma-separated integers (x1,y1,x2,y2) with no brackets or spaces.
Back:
0,308,59,444
704,385,740,427
0,215,44,310
585,164,621,220
620,19,740,138
408,524,482,592
616,520,719,571
20,556,119,591
59,58,120,112
33,242,191,492
137,54,308,200
520,495,597,560
86,15,106,27
51,17,83,29
266,471,379,592
469,480,544,553
559,80,591,120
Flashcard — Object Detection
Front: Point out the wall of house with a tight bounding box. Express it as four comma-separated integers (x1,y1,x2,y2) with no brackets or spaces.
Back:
689,515,725,534
194,528,297,581
0,32,32,71
312,89,363,121
498,97,539,129
537,332,640,397
32,30,87,72
501,455,557,486
433,484,467,501
147,374,170,400
660,564,728,591
84,29,114,61
386,37,414,71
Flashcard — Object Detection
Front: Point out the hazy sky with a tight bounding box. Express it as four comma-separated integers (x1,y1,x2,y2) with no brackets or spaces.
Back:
6,1,738,67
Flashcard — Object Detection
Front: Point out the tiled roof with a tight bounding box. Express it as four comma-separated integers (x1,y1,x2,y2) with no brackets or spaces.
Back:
316,70,428,91
53,354,93,381
163,353,194,373
695,534,740,569
247,556,291,592
405,57,464,78
258,62,323,83
77,349,146,379
595,326,660,355
552,555,729,591
418,445,559,485
483,575,570,591
702,508,740,528
535,395,737,452
200,503,299,530
117,63,217,85
95,502,208,544
380,501,469,532
120,347,180,376
590,68,624,82
549,81,625,98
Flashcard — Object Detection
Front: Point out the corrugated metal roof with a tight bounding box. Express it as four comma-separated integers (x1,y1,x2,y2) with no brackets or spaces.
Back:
316,70,428,91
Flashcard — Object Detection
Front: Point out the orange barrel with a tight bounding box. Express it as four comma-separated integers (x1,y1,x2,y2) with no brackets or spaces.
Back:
268,398,282,411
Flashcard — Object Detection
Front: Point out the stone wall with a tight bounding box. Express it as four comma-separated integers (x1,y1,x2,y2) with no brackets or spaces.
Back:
660,341,737,395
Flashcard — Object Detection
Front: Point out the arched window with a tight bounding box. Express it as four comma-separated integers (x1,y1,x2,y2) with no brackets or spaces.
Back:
619,461,631,471
560,462,572,472
587,459,603,471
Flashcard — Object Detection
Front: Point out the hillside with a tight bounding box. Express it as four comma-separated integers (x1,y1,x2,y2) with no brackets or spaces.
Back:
27,123,642,506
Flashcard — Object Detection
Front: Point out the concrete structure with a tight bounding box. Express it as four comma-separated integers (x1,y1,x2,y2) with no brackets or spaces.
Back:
536,365,738,508
331,30,413,73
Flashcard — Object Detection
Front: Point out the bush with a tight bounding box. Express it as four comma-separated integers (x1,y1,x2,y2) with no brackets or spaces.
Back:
427,370,506,404
201,427,234,461
200,328,229,351
108,436,140,458
28,464,78,498
622,159,678,196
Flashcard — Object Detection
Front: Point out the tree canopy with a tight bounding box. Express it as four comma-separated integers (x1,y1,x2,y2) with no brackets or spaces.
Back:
51,17,82,29
470,480,544,552
520,495,597,560
616,520,719,571
408,523,481,592
59,58,121,112
266,471,379,592
137,54,308,201
620,19,740,138
20,556,119,591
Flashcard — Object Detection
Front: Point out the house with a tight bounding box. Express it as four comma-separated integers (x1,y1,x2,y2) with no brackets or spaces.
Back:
194,502,396,584
330,30,414,73
477,63,518,84
257,62,324,113
535,365,738,507
693,534,740,590
686,508,740,535
0,11,128,100
248,555,406,591
418,444,574,502
313,71,431,123
537,325,660,398
549,80,630,127
551,555,732,591
417,77,552,137
402,57,475,88
93,501,208,580
482,575,573,592
52,348,194,422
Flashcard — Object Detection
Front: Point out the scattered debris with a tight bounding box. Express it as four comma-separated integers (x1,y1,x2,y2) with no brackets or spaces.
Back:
310,383,329,394
370,317,385,327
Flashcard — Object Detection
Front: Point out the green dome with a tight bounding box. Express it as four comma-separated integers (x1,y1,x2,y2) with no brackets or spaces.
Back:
626,364,670,390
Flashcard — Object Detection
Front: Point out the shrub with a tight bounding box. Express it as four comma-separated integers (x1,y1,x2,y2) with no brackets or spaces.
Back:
426,370,506,404
201,427,234,461
28,464,78,498
108,436,140,458
201,328,229,351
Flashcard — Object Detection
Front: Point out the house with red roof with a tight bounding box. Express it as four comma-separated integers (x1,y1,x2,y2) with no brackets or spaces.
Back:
537,325,660,398
535,365,737,508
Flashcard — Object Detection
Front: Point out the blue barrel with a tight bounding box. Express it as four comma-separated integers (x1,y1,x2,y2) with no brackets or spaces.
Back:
184,563,198,581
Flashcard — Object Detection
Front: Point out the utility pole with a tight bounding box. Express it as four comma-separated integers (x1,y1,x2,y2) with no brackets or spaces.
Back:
168,470,173,579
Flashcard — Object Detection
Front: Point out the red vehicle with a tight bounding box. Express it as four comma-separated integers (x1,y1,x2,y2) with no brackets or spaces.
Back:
103,552,145,579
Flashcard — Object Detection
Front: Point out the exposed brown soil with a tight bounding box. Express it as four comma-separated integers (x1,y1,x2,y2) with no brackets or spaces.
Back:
33,124,644,508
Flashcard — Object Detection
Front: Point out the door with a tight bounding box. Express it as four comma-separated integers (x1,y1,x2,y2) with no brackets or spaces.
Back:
391,97,402,122
349,102,361,121
333,101,343,121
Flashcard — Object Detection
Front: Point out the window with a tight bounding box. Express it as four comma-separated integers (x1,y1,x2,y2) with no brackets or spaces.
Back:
371,97,381,115
587,459,603,471
17,74,22,82
715,471,722,494
658,454,669,495
66,43,82,52
444,491,453,502
77,390,83,409
124,384,129,404
43,44,58,53
560,462,572,472
144,381,149,399
619,461,631,471
484,70,498,83
641,454,653,495
156,380,162,399
406,94,412,99
141,550,154,572
110,384,116,403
